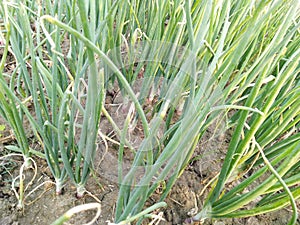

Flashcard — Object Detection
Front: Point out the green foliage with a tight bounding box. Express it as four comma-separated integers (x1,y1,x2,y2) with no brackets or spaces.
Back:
0,124,5,137
0,0,299,224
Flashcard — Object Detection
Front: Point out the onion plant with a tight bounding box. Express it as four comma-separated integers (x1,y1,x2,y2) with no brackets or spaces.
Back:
0,1,37,209
0,0,105,195
1,0,69,194
39,0,142,196
0,3,30,161
108,0,300,223
1,0,299,224
187,0,300,224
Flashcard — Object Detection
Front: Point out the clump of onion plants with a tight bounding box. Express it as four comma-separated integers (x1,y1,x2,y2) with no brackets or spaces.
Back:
1,0,300,224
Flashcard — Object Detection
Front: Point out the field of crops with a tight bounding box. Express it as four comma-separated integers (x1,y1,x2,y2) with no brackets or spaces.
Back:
0,1,300,224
